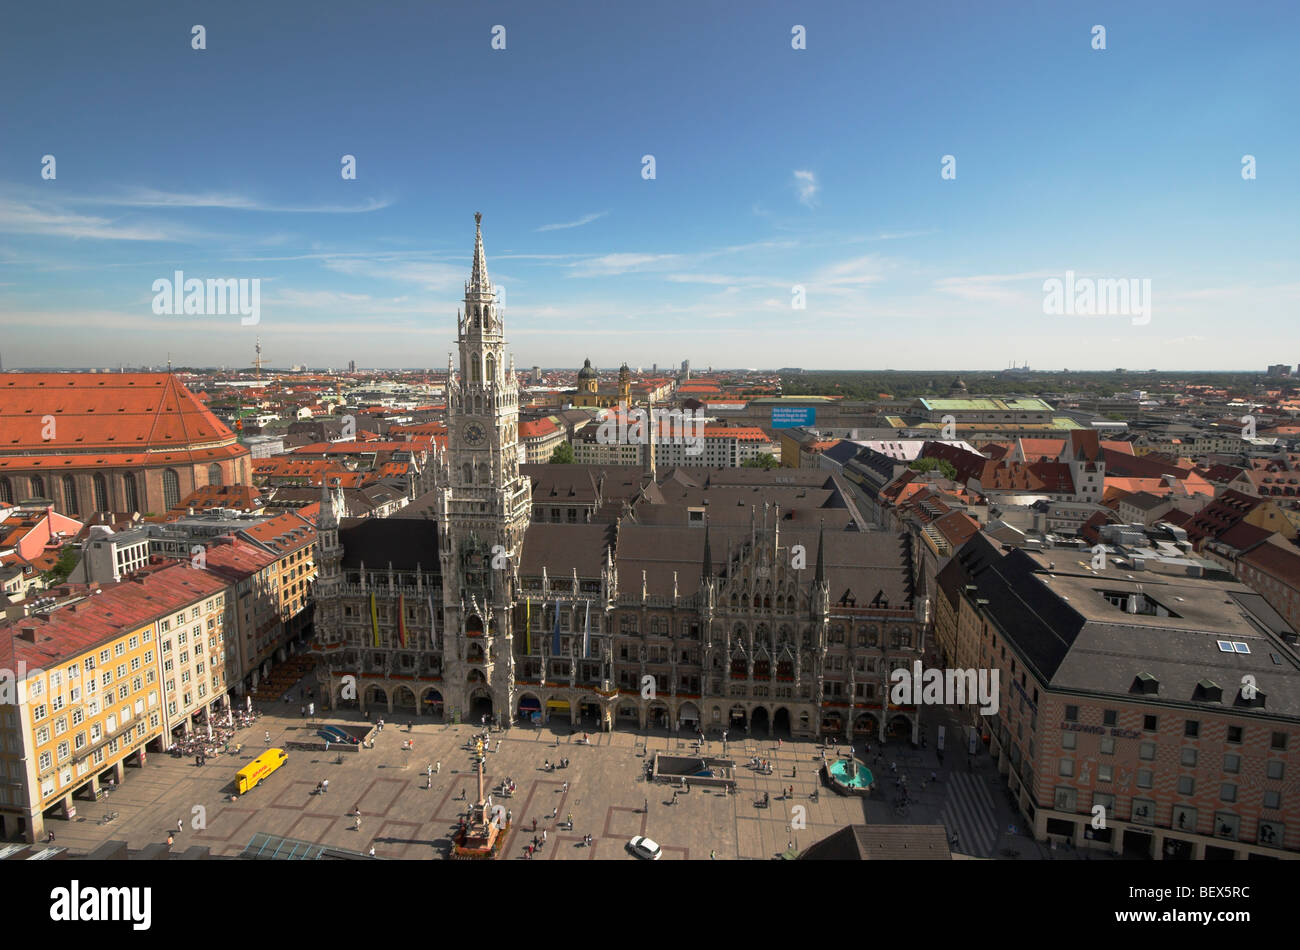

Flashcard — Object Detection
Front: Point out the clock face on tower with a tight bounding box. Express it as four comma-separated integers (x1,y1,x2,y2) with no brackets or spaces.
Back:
465,423,486,447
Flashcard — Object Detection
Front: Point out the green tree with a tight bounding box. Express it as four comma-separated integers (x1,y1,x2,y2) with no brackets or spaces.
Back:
42,544,81,586
549,442,575,464
909,457,958,480
742,453,779,470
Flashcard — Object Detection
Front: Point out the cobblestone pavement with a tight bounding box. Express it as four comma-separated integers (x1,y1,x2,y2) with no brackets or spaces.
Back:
41,692,1114,860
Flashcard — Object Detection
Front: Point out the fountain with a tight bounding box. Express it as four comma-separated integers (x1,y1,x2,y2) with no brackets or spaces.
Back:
824,757,875,797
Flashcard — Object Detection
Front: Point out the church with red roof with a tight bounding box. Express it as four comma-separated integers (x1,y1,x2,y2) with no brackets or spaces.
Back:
0,373,251,517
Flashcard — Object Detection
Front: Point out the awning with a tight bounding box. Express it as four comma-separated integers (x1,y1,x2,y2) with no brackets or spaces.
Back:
546,700,570,710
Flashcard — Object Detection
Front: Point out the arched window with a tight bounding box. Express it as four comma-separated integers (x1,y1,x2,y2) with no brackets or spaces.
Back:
30,476,45,499
463,463,473,485
486,354,495,384
62,475,78,515
93,473,108,512
162,469,180,510
208,463,222,487
123,472,139,513
0,477,11,505
470,353,480,384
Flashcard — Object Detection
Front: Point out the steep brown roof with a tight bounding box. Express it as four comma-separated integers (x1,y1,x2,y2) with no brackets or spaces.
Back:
0,373,238,455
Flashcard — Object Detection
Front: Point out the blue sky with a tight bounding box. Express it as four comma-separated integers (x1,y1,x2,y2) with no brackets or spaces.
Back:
0,0,1296,371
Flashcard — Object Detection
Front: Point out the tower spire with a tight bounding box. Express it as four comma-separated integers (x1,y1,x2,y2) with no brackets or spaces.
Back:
702,518,713,581
814,520,826,586
469,211,491,295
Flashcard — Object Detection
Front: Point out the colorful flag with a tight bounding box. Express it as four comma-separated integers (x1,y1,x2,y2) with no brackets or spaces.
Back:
369,592,379,648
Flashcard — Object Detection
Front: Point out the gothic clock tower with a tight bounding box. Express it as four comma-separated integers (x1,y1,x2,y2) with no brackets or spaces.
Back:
438,213,531,726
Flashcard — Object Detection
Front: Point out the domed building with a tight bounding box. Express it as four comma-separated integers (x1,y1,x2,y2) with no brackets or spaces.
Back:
570,358,632,408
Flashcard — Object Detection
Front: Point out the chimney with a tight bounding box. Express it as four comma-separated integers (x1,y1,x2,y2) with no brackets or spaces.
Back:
18,626,37,642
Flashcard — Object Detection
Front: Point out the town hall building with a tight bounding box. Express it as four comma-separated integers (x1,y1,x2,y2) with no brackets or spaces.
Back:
310,215,929,741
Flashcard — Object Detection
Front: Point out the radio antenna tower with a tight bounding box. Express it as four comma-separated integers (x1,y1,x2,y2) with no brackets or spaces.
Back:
252,336,268,380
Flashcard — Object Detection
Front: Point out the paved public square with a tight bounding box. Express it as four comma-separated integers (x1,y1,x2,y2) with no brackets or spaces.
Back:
44,679,1101,860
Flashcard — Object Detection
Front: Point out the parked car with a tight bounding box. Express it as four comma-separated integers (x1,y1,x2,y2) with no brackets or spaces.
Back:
628,835,662,860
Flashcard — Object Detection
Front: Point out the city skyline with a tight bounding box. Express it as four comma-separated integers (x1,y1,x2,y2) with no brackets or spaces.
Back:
2,0,1297,371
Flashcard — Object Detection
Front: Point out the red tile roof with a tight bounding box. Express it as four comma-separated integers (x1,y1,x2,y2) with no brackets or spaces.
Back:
240,510,317,555
0,561,228,671
0,373,239,456
519,418,562,439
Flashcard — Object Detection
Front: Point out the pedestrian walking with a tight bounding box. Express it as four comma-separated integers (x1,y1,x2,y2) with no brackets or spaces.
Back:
507,809,513,825
166,833,174,846
542,829,547,843
264,730,270,745
47,831,55,844
354,816,362,830
562,781,568,793
436,761,441,773
300,706,305,717
177,818,183,832
322,779,329,794
369,846,376,857
710,849,716,860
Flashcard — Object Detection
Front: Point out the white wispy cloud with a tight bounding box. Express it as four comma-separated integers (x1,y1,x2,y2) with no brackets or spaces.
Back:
320,256,467,291
934,271,1052,304
812,255,888,291
568,253,679,277
536,211,608,232
0,198,193,241
872,229,937,241
793,169,820,208
80,188,392,214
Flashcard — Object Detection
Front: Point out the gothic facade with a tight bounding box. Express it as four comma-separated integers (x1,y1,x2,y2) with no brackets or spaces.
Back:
311,215,929,740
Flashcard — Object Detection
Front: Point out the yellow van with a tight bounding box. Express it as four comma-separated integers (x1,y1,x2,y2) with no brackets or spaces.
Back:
236,748,288,794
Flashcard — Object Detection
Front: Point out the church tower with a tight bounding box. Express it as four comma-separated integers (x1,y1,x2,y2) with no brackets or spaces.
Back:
438,213,532,725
